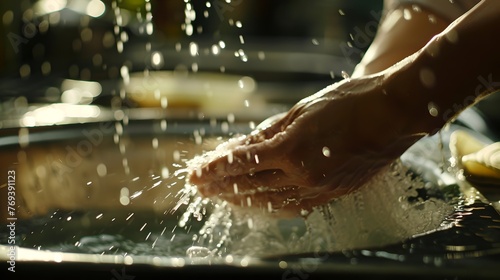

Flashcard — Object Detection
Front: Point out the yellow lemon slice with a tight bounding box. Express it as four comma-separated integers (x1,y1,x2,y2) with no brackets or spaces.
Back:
449,129,500,185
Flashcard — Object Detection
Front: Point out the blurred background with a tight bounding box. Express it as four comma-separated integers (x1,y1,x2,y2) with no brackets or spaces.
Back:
0,0,383,120
2,0,499,138
1,3,500,274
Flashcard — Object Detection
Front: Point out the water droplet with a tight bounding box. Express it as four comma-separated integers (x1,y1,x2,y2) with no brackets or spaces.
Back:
115,122,123,135
211,44,220,55
41,61,51,76
18,127,29,148
124,255,134,265
161,96,168,108
160,119,167,131
96,163,107,177
152,137,159,149
2,10,14,25
189,42,198,56
81,27,93,42
428,15,437,24
221,121,229,133
120,65,129,84
186,246,212,258
254,154,260,164
403,8,412,20
116,40,124,53
19,64,31,78
425,41,440,57
322,146,331,157
151,51,164,68
237,76,255,92
120,187,130,206
427,102,439,117
266,202,273,213
445,30,458,44
227,113,235,123
162,167,170,178
419,67,436,88
173,150,181,161
341,71,350,81
86,0,106,18
227,151,234,164
235,49,248,62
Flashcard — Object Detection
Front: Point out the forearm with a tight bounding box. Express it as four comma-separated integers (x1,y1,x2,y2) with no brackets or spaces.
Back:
352,3,450,77
385,0,500,135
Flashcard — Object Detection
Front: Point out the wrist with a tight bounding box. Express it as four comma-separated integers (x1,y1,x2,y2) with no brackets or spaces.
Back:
384,1,500,136
382,52,446,136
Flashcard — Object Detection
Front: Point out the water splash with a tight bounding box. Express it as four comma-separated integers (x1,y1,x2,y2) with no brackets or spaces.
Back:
171,136,456,258
341,70,350,81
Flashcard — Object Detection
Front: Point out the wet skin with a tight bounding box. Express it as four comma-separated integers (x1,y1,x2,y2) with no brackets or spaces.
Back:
188,0,500,217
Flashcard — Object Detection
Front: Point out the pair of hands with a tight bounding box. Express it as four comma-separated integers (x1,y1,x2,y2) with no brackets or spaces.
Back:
188,75,426,217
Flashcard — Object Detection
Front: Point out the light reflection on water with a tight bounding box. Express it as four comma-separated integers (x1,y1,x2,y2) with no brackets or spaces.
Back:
5,190,500,264
1,122,500,266
3,159,499,264
1,101,499,277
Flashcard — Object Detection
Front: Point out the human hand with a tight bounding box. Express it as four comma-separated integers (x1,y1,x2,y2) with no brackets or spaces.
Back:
188,75,426,217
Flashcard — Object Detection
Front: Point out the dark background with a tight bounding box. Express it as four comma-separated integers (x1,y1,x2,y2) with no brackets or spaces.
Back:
0,0,383,105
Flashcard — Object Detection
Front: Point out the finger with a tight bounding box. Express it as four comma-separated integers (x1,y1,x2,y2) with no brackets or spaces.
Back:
190,137,289,183
218,185,300,213
255,112,288,130
246,108,307,146
219,188,323,218
195,169,299,197
219,184,346,217
278,188,348,215
245,117,288,145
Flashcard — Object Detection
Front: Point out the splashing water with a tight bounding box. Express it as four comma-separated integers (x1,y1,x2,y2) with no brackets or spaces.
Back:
172,137,455,259
341,70,350,81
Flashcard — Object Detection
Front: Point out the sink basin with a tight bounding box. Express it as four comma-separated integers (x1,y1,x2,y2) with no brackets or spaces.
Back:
1,108,499,279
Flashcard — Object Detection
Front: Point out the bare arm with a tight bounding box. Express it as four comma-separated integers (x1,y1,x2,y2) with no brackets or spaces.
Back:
352,2,451,77
188,0,500,216
384,0,500,135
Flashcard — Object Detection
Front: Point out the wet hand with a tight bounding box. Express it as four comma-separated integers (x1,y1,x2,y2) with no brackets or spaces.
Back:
188,75,425,217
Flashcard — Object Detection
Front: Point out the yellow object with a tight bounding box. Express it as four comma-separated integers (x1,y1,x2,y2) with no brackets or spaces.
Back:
125,71,255,113
449,129,500,185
